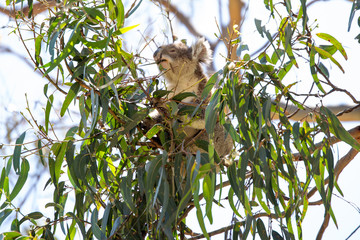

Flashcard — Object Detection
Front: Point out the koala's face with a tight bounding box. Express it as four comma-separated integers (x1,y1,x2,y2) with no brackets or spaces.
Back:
153,42,192,72
153,38,212,83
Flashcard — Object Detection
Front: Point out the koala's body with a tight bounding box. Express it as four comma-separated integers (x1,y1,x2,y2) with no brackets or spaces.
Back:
149,38,233,158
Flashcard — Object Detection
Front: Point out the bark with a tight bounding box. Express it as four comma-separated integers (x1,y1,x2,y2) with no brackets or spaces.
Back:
226,0,244,60
276,102,360,122
0,0,56,18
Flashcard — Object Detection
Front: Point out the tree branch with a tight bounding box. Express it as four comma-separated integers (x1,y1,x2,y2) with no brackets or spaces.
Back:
187,212,279,239
274,102,360,122
307,147,359,201
293,125,360,162
0,0,56,18
316,212,331,240
153,0,202,38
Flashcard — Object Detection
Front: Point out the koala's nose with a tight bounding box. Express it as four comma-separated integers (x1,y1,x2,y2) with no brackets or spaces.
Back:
153,48,161,59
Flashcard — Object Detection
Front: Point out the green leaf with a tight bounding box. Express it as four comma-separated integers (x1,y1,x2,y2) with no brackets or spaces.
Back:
66,212,86,239
11,218,19,232
107,0,125,28
223,122,241,143
2,176,9,206
153,155,167,208
0,168,6,200
157,178,170,231
35,33,44,65
145,155,162,201
228,164,242,201
193,179,209,239
65,126,78,140
318,62,330,79
60,82,81,117
10,159,29,201
84,89,99,139
329,206,338,229
309,47,326,94
91,208,103,239
237,43,249,57
109,217,122,237
13,131,26,174
116,0,125,28
66,141,81,189
0,209,12,226
34,140,42,167
153,89,171,98
201,72,217,99
284,0,291,14
272,230,284,240
255,19,264,37
278,61,293,80
82,30,112,49
171,92,197,101
257,218,268,240
177,105,198,116
126,0,143,17
79,94,87,131
243,215,253,239
318,45,337,58
27,0,33,17
45,94,54,134
326,147,334,194
145,124,162,139
255,187,271,215
19,211,44,225
253,62,275,73
45,202,64,210
48,30,60,62
3,231,21,239
348,1,360,31
120,172,136,213
43,19,83,74
203,174,214,224
28,211,44,219
84,7,105,21
284,23,292,52
271,49,284,64
101,203,111,235
316,33,347,60
52,142,67,185
320,107,360,151
118,24,140,34
205,89,220,135
300,0,308,32
313,45,344,73
228,188,243,218
280,21,298,68
120,110,148,134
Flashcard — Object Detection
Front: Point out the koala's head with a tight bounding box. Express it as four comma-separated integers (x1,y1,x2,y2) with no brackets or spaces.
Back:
153,38,212,82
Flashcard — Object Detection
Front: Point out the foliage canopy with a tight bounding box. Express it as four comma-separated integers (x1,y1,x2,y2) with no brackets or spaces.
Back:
1,0,360,239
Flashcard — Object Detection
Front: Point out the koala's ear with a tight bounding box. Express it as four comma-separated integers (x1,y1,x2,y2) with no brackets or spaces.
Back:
192,38,212,64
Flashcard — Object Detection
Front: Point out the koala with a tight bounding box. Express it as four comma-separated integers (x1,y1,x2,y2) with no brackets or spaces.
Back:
148,38,233,159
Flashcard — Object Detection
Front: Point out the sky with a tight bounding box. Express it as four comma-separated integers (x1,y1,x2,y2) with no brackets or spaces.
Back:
0,0,360,239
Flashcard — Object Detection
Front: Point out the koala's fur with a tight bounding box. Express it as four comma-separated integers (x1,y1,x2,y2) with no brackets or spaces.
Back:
149,38,233,158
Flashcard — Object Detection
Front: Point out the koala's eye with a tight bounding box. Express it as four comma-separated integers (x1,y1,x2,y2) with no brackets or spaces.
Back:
169,48,176,53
